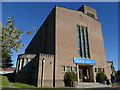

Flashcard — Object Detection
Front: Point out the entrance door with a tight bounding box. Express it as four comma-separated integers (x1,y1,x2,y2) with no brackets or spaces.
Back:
79,66,92,82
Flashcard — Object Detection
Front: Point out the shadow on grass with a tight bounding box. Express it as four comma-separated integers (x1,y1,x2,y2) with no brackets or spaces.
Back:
2,73,15,83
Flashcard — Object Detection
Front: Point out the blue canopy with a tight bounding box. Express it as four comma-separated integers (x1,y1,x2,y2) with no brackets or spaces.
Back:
74,57,96,65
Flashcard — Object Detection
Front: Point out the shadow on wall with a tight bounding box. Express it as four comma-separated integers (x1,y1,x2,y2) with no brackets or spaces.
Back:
15,55,39,87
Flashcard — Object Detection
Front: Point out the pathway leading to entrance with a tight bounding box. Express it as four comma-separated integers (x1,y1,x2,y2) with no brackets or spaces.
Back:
1,82,19,89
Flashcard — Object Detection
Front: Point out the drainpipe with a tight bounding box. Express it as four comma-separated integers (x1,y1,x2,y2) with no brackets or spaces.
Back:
41,58,45,87
77,64,79,82
92,66,95,82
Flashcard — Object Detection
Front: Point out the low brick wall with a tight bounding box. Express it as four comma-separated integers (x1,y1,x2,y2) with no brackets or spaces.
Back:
55,80,65,87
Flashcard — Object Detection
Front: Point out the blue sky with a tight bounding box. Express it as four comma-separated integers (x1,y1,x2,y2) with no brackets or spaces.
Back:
2,2,118,70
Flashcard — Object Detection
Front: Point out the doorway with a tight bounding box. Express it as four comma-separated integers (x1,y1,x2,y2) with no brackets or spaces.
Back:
79,65,92,82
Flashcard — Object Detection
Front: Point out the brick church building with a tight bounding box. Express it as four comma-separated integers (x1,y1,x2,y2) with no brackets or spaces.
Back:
15,4,113,87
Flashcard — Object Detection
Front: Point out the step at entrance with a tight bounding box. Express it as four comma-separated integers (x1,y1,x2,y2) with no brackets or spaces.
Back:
74,82,112,88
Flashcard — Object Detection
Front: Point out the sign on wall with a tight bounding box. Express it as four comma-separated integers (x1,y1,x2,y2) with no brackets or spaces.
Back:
74,57,96,65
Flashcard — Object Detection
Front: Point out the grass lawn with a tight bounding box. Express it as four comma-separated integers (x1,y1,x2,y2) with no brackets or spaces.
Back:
13,82,37,88
1,75,9,85
1,75,72,89
114,82,120,87
112,82,120,88
14,82,71,89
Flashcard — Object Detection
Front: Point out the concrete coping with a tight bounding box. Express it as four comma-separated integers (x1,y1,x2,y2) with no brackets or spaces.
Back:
39,53,54,57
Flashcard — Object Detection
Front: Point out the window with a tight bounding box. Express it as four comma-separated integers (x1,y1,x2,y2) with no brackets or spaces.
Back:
21,58,24,68
98,68,101,73
66,66,72,72
87,12,95,19
76,25,90,58
62,66,65,72
84,27,90,58
77,25,81,57
80,26,85,58
29,58,32,62
17,60,20,71
102,68,105,72
25,58,28,65
94,68,97,72
73,67,76,72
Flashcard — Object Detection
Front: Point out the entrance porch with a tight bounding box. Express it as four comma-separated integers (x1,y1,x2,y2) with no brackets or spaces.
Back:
77,65,94,82
73,57,96,82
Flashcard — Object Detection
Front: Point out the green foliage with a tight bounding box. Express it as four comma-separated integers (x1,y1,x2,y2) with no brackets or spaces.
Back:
96,71,106,83
2,51,13,68
33,27,38,31
1,16,31,55
64,71,78,87
114,82,120,87
1,16,34,68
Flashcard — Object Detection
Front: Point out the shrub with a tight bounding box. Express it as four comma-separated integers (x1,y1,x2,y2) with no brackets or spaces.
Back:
116,70,120,82
64,71,78,87
96,71,106,83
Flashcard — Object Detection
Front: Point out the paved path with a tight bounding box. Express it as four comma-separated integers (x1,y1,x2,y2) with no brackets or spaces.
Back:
8,83,19,88
1,83,19,88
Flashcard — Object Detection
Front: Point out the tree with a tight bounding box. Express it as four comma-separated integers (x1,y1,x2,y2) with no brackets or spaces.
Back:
1,17,31,54
1,16,32,68
2,51,13,68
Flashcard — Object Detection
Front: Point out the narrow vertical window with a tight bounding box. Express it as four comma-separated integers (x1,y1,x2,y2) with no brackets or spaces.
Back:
84,27,89,58
77,25,81,57
18,60,20,72
25,58,28,65
80,26,85,58
79,26,82,57
21,58,24,68
86,27,90,58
